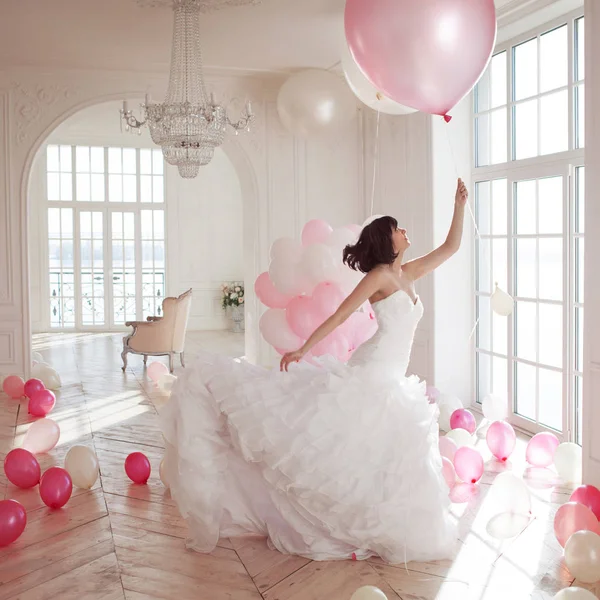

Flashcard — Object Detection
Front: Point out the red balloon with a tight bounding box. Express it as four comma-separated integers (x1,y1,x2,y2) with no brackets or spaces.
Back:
571,485,600,520
28,389,56,417
0,499,27,546
4,448,41,489
24,378,45,399
125,452,151,484
39,467,73,508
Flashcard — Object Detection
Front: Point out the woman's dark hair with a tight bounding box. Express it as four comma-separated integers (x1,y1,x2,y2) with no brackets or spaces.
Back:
343,216,399,273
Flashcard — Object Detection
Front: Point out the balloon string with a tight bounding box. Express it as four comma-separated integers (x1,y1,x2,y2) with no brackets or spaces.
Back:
370,110,381,217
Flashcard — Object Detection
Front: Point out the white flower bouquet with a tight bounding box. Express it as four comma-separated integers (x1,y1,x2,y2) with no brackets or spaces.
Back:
221,282,245,310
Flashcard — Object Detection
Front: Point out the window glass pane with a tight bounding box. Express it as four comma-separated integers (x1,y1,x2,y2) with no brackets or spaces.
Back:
476,114,490,167
108,148,122,173
492,356,508,402
515,239,537,298
576,17,585,82
60,146,72,172
539,303,562,368
47,173,60,201
514,38,538,101
514,100,538,160
153,150,164,175
91,174,104,202
489,179,506,235
76,173,90,202
47,145,59,172
576,84,585,149
515,180,536,234
539,25,568,93
576,237,584,304
491,108,507,164
492,239,507,292
576,167,585,234
540,90,568,155
477,238,491,294
538,368,562,431
539,238,562,301
491,51,507,108
492,311,507,356
575,306,584,372
76,146,90,173
515,362,537,421
538,176,563,235
60,174,73,201
153,176,164,203
477,295,491,351
576,376,583,446
123,148,136,175
140,149,152,175
477,352,491,403
516,301,536,362
475,181,491,235
91,147,104,173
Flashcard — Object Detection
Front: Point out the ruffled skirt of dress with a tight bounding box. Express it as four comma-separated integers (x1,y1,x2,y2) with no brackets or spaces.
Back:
159,352,458,564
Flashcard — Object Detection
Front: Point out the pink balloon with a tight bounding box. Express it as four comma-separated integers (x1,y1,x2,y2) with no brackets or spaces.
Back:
426,385,440,404
125,452,151,484
286,296,322,340
312,282,345,319
312,331,352,362
571,485,600,520
454,446,484,484
28,389,56,417
345,0,497,117
0,500,27,546
254,272,293,309
554,502,600,548
22,418,61,454
260,308,304,351
4,448,41,489
442,457,456,488
343,311,378,348
2,375,25,399
39,467,73,509
148,362,169,382
450,409,476,435
301,220,333,246
439,436,458,462
24,378,45,399
486,420,517,462
526,432,560,467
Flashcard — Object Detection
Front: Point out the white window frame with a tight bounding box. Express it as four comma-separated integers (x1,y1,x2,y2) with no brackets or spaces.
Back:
472,10,584,443
43,144,168,332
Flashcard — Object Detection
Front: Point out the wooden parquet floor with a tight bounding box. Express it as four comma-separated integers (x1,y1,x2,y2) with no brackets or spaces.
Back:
0,331,597,599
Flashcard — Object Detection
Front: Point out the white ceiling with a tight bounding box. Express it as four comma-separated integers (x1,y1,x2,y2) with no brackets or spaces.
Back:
0,0,520,73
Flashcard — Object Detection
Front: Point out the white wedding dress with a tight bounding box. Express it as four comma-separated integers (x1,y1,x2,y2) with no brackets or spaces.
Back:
160,290,457,564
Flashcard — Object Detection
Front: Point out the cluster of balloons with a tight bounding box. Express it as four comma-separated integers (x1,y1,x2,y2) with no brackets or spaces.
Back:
526,431,583,483
344,0,497,120
255,220,378,362
147,361,177,393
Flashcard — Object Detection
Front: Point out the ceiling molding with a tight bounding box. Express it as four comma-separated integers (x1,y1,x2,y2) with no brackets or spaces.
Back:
134,0,261,11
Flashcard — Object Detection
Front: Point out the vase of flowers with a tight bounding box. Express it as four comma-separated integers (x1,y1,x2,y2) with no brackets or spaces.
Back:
221,282,245,333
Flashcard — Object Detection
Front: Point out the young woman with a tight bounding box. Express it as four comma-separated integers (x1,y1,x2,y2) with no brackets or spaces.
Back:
160,178,468,564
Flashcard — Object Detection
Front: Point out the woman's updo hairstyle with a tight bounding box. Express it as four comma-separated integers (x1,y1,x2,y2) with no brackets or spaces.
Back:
342,216,398,273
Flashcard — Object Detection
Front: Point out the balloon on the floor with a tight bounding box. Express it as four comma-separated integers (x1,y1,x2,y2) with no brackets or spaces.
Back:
442,457,456,488
439,436,458,462
454,446,484,484
32,351,44,364
450,408,476,434
554,442,583,483
28,389,56,417
564,530,600,583
22,418,61,454
350,586,388,600
125,452,151,484
571,485,600,520
2,375,25,399
157,374,177,393
148,362,169,383
526,432,560,468
482,394,507,422
444,428,473,448
0,499,27,546
437,394,463,431
65,445,99,490
4,448,41,489
277,69,357,138
344,0,496,118
491,285,514,316
486,420,516,462
554,502,600,548
486,512,531,540
24,378,45,399
39,467,73,509
486,472,532,538
159,459,169,489
31,363,61,390
553,587,598,599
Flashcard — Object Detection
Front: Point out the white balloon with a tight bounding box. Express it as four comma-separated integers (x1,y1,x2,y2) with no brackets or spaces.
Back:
32,351,44,363
487,472,531,517
482,394,508,422
491,285,514,316
327,227,357,253
158,373,177,393
259,309,303,350
341,39,417,116
270,237,302,263
445,428,473,448
554,442,583,483
301,243,339,287
564,530,600,583
553,587,598,599
350,586,388,600
486,512,531,539
361,214,385,229
31,362,61,390
277,69,357,138
269,258,309,296
159,458,169,489
65,445,99,490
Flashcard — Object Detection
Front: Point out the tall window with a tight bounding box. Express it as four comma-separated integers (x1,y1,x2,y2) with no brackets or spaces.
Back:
473,14,584,443
46,145,166,330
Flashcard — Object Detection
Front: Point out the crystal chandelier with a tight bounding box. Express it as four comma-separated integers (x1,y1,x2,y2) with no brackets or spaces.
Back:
120,0,254,178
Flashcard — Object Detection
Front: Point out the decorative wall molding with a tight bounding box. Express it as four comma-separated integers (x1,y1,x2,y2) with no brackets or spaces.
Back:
0,331,15,365
0,91,12,305
134,0,262,11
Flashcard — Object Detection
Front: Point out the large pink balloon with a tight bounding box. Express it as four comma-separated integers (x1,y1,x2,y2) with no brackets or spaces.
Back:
4,448,41,489
301,220,332,246
312,331,352,362
28,389,56,417
2,375,25,399
450,408,476,434
345,0,497,117
454,446,484,484
39,467,73,509
486,420,517,462
526,432,560,467
571,486,600,520
260,309,304,351
255,272,293,309
286,296,322,340
554,502,600,548
0,500,27,546
312,282,345,319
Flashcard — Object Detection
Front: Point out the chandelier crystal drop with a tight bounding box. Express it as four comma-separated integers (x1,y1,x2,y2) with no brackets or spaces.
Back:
120,0,254,178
